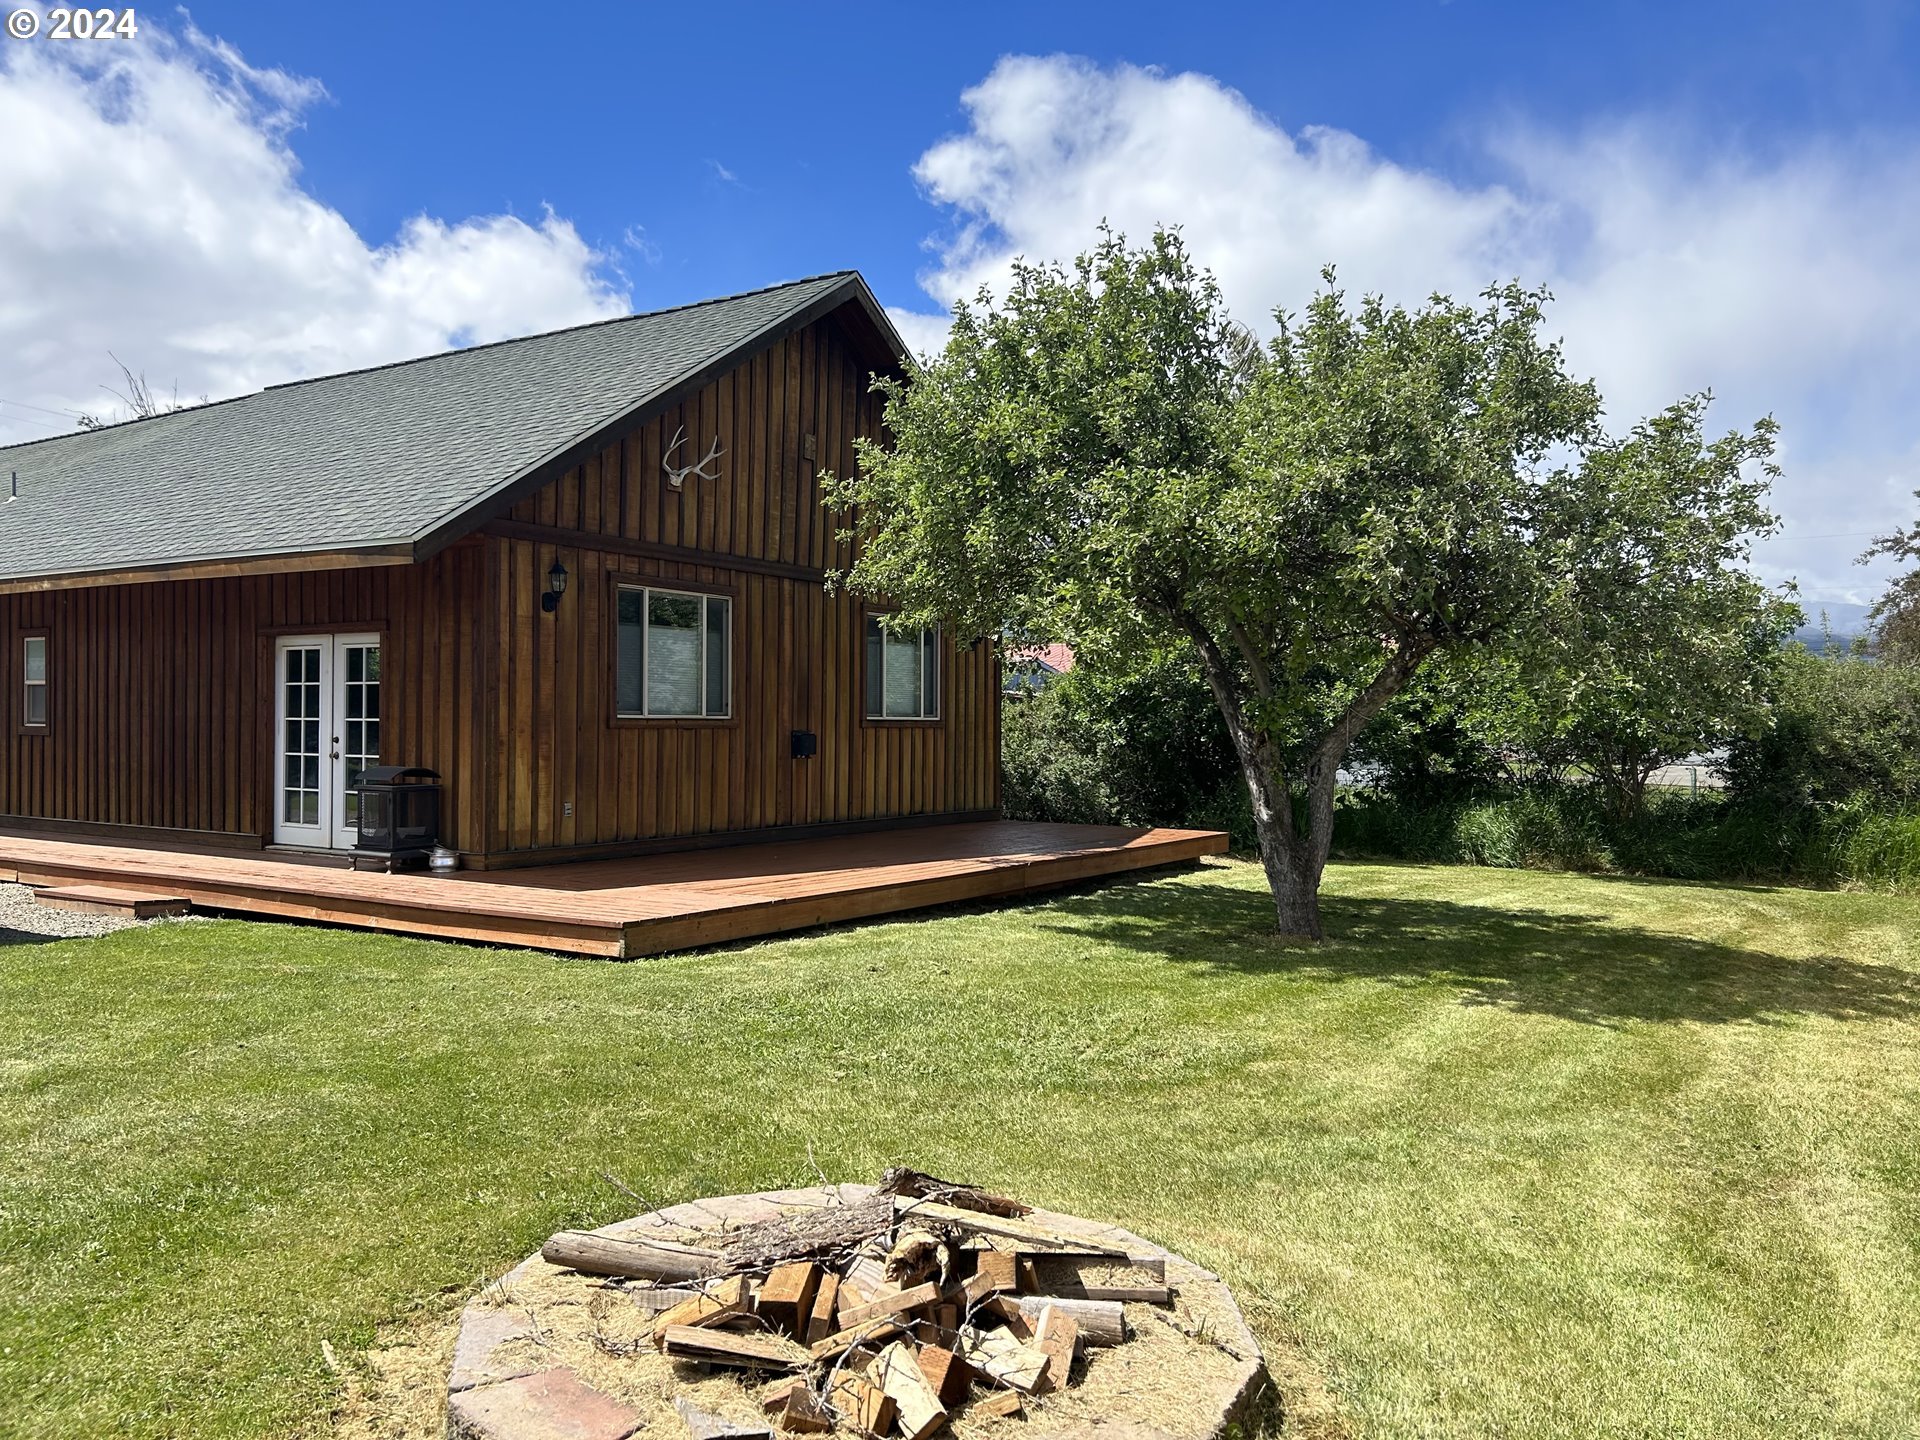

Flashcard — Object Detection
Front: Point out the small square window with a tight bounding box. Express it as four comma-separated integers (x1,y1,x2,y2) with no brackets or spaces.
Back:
615,587,730,719
865,617,940,720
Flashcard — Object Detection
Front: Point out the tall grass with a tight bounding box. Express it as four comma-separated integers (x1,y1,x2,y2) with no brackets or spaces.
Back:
1333,785,1920,892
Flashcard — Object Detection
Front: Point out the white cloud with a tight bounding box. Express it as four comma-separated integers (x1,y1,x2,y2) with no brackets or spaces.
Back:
883,306,956,363
0,18,626,443
895,56,1920,603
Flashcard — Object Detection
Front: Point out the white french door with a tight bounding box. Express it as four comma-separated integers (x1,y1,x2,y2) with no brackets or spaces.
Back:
273,633,381,849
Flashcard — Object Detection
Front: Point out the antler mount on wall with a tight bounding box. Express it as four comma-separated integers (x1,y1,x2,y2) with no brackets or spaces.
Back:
662,425,724,489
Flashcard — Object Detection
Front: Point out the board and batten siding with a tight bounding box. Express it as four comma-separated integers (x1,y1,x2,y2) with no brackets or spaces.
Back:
0,308,999,863
0,544,492,852
475,313,1001,861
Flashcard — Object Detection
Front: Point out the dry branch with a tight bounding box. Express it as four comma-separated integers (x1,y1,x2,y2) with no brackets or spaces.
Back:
878,1168,1031,1219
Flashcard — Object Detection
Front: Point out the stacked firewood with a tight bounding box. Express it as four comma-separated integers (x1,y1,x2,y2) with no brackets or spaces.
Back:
541,1171,1175,1439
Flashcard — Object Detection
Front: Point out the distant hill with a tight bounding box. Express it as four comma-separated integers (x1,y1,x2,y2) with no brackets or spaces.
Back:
1793,601,1877,653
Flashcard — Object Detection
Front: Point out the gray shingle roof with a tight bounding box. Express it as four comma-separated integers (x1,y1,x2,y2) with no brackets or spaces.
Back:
0,271,885,584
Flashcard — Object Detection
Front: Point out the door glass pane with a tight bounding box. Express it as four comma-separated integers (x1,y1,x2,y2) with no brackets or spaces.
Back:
338,643,380,831
615,589,645,715
884,629,924,718
279,643,327,834
704,598,730,716
647,592,703,716
865,617,885,718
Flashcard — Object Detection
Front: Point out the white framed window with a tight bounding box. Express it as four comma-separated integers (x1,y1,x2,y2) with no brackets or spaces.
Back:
21,634,47,729
616,586,731,718
865,616,940,720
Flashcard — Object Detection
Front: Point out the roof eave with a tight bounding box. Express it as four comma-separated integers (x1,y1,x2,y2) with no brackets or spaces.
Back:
0,541,415,596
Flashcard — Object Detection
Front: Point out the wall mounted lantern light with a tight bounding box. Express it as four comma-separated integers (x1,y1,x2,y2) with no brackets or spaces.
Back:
541,559,569,614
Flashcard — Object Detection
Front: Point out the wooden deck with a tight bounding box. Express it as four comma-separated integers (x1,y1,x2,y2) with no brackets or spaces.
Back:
0,821,1227,957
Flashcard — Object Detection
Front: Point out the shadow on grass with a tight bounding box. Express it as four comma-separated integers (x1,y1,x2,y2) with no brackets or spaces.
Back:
1034,877,1920,1028
0,927,62,948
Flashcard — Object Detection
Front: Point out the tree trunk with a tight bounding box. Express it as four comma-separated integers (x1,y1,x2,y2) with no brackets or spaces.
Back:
1181,616,1429,942
1177,618,1325,940
1236,746,1322,941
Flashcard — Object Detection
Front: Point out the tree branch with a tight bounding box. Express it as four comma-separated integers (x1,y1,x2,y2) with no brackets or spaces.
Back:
1226,619,1274,701
1174,609,1298,851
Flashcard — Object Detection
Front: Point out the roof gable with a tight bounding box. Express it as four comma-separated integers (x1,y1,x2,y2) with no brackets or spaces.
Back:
0,272,902,589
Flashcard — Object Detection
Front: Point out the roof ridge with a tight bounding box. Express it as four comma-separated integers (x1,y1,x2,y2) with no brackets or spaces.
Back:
0,384,257,455
261,269,856,394
0,270,858,458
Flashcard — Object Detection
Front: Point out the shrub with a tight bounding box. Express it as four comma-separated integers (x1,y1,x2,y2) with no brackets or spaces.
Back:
1724,646,1920,808
1331,784,1920,893
1002,659,1256,847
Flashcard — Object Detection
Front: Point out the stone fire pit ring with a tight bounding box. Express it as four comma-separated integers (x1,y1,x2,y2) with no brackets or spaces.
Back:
447,1184,1269,1440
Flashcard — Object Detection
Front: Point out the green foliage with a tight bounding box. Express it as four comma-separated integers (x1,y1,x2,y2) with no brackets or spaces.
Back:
1335,785,1920,893
1527,397,1800,813
1001,661,1255,846
1860,488,1920,664
827,226,1607,933
1723,645,1920,809
1345,651,1541,801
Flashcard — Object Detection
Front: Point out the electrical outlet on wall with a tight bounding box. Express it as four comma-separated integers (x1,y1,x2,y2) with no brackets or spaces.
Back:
563,801,573,818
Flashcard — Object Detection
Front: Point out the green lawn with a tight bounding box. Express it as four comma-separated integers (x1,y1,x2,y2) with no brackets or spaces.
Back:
2,860,1917,1440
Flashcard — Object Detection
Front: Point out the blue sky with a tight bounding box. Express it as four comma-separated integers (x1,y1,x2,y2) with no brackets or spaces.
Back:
175,0,1920,319
2,1,1918,608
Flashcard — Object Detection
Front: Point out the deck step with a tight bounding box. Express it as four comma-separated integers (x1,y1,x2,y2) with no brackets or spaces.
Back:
33,885,192,919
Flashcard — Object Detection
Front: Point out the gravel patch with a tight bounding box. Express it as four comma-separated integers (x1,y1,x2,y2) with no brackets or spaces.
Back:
0,881,202,943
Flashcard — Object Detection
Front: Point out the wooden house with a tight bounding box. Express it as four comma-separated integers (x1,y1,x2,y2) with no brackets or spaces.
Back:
0,273,1222,953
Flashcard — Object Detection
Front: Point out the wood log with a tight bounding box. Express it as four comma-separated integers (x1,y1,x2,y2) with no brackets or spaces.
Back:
756,1262,820,1338
969,1390,1023,1420
835,1278,871,1325
878,1167,1031,1218
965,1251,1018,1302
805,1272,841,1344
660,1325,808,1371
834,1280,940,1330
828,1374,897,1439
775,1388,833,1433
760,1378,808,1413
980,1296,1035,1341
718,1195,896,1272
631,1285,708,1313
891,1200,1130,1257
871,1340,948,1440
1033,1306,1078,1392
807,1316,907,1362
914,1344,973,1408
843,1254,889,1294
651,1277,754,1342
1013,1295,1125,1347
543,1230,722,1282
957,1325,1050,1395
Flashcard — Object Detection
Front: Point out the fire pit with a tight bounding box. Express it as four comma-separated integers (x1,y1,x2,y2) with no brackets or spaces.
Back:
446,1172,1269,1440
